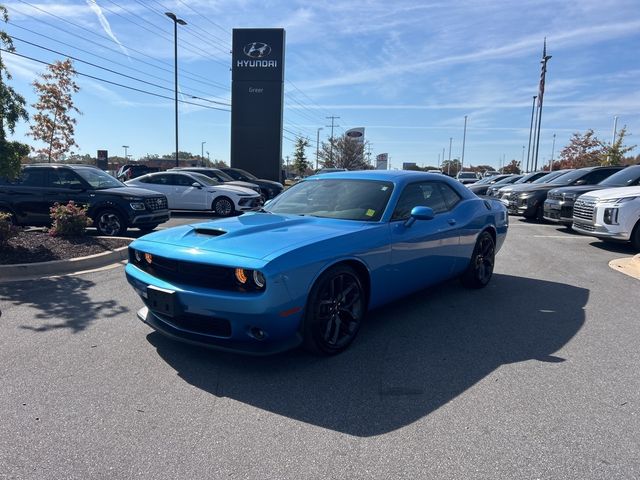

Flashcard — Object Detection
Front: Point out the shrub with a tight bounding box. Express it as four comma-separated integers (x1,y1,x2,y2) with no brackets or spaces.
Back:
0,212,19,246
49,201,92,237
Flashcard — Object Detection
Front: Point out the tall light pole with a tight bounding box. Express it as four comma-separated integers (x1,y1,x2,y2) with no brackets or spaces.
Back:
122,145,129,161
165,12,187,168
550,133,556,171
461,115,468,171
448,137,453,175
521,145,525,165
201,141,206,166
526,95,537,173
326,116,339,165
316,127,323,170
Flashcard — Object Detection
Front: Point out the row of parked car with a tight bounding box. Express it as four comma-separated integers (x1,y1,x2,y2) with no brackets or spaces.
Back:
464,165,640,250
0,164,284,236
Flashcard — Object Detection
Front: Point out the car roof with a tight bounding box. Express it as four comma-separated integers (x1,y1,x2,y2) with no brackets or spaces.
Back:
25,163,100,169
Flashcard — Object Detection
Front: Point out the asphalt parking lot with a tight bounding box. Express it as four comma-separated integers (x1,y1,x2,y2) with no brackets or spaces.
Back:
1,216,639,479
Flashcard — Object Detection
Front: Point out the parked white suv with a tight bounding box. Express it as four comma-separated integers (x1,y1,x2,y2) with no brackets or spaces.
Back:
572,186,640,250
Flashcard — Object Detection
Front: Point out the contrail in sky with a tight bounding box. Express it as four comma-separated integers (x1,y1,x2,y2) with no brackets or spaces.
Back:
86,0,130,59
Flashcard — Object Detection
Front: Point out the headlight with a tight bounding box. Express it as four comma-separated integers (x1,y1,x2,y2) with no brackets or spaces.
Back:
563,193,577,201
234,268,266,291
130,202,146,210
603,208,619,225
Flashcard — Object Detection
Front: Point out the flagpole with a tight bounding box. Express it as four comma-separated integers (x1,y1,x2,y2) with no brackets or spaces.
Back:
533,38,552,171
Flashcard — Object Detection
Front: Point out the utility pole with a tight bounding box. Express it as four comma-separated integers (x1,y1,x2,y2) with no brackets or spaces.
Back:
315,127,323,170
326,116,340,165
448,137,453,175
461,115,468,171
201,141,206,166
521,145,525,166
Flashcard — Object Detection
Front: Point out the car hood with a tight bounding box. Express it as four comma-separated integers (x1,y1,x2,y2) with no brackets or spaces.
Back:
226,180,259,190
509,183,558,194
102,185,165,197
580,186,640,201
254,179,284,189
549,185,608,195
133,212,372,260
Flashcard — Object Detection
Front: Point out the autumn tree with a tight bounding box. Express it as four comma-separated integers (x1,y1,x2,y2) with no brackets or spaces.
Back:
29,59,81,162
0,5,29,180
557,130,602,169
502,159,521,174
319,134,369,170
600,126,635,166
292,137,310,176
440,158,461,176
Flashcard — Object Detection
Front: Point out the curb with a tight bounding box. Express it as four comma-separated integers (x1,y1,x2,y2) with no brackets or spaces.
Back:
0,237,132,283
608,254,640,280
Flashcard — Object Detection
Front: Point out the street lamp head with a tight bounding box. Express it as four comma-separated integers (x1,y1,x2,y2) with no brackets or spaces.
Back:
165,12,187,25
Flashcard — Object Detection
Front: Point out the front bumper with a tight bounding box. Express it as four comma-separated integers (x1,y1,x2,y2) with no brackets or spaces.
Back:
543,199,574,224
130,210,171,225
507,197,536,216
125,263,304,355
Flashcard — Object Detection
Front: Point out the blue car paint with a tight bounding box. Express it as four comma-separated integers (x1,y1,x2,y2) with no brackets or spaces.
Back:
125,170,508,354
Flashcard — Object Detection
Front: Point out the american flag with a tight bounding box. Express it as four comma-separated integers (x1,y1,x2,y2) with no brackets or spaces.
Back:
538,38,552,107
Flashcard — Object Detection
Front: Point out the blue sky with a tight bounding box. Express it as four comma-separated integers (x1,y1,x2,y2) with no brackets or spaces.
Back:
3,0,639,170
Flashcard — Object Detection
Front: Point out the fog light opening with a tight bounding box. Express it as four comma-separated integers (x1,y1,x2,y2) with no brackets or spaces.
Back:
249,327,266,341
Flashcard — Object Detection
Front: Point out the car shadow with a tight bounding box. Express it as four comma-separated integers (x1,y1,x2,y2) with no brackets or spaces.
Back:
588,240,637,255
0,276,129,333
146,273,587,437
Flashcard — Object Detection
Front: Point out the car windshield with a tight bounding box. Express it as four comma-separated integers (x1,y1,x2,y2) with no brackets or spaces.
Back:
473,176,495,185
75,168,124,189
188,172,220,186
599,166,640,187
213,169,235,182
495,175,520,185
233,169,257,180
458,172,476,178
548,169,588,185
265,179,394,221
533,170,567,184
516,172,546,184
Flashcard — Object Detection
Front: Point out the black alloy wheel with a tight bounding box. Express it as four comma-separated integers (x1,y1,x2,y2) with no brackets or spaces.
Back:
95,209,126,236
213,197,234,217
303,265,366,355
461,231,495,289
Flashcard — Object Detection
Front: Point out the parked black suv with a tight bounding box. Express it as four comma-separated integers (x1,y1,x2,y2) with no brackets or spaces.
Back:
0,164,170,236
219,168,284,200
507,166,624,220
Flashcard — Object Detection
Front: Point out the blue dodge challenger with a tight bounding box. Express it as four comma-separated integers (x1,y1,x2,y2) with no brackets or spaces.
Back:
125,170,508,355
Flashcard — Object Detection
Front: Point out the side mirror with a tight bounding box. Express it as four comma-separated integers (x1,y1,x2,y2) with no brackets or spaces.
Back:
263,199,272,207
573,179,586,186
405,206,434,227
192,182,202,189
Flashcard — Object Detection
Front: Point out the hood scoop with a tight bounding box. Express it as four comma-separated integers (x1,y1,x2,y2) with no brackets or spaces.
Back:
193,228,227,237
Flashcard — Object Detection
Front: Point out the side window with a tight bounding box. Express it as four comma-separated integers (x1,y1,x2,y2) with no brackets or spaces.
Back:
391,182,449,220
438,183,462,210
173,175,196,187
47,170,84,188
14,169,46,187
584,169,618,184
148,174,171,185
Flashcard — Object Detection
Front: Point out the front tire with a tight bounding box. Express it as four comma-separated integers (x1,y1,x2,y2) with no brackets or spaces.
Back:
95,209,127,236
631,221,640,251
461,231,496,289
138,224,159,234
303,265,366,355
213,196,235,217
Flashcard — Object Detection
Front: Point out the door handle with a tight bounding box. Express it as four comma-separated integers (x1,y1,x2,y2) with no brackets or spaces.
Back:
447,218,457,225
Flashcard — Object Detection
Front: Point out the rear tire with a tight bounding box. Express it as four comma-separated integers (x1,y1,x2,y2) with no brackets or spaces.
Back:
213,197,235,217
461,231,496,289
138,224,159,234
631,221,640,251
94,209,127,236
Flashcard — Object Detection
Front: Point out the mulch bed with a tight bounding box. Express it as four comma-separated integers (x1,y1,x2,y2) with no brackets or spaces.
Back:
0,230,130,265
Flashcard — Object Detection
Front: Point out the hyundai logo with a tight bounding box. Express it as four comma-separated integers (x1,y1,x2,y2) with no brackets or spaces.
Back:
243,42,271,58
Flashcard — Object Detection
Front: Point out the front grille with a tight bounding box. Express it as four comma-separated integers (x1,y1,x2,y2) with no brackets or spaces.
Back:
573,198,596,221
145,196,168,211
238,197,262,207
574,221,595,232
547,192,562,201
129,248,234,290
161,312,231,338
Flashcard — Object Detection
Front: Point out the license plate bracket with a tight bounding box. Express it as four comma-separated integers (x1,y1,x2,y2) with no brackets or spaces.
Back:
147,286,178,318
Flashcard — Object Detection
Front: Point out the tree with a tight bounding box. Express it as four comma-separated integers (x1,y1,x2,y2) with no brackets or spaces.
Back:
441,158,461,177
502,159,521,174
557,130,602,169
29,59,81,162
0,5,29,180
292,137,310,176
318,134,370,170
601,126,635,166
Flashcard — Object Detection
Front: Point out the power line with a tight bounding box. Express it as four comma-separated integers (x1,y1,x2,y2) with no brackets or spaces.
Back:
12,0,229,90
1,48,230,112
11,36,231,106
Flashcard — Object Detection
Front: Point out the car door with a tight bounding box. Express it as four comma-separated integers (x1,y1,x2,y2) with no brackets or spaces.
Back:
138,174,176,208
390,181,463,295
43,169,93,219
170,174,208,210
2,168,47,225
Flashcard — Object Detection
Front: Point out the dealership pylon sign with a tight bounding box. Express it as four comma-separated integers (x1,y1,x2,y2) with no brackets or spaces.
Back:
231,29,285,182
